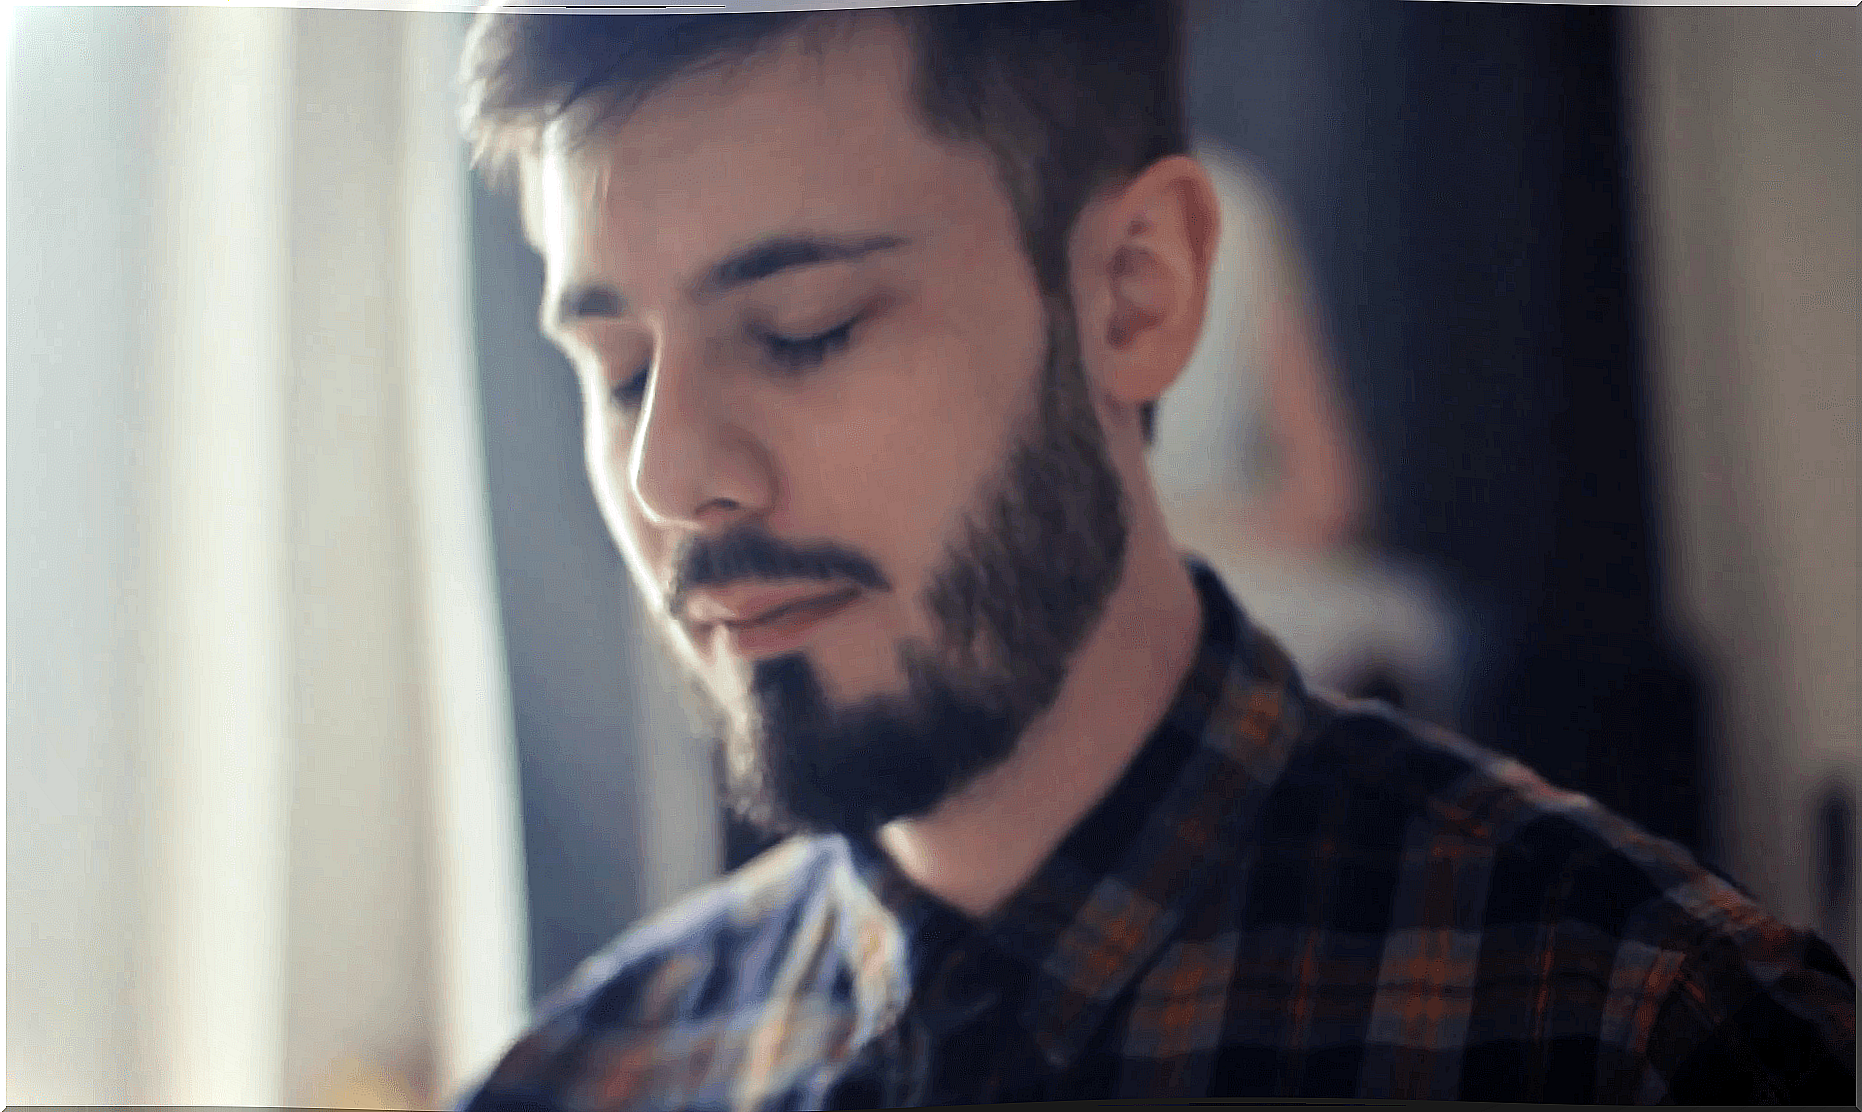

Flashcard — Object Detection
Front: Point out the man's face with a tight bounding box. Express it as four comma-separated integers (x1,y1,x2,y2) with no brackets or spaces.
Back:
535,18,1129,835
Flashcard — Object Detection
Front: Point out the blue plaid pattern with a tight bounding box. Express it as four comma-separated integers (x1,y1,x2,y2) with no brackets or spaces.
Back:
458,562,1855,1108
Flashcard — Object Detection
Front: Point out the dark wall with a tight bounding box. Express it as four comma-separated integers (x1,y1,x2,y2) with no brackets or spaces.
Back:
1185,0,1711,862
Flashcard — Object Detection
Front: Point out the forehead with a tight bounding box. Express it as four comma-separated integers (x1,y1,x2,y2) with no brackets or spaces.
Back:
532,17,1008,295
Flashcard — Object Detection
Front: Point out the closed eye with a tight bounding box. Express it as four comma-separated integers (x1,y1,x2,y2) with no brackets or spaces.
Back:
759,317,858,372
609,314,863,411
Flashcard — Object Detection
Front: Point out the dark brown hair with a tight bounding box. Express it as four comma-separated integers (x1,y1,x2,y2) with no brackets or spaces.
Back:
458,0,1187,440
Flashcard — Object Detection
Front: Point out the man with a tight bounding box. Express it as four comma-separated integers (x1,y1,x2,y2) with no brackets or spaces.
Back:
454,1,1854,1105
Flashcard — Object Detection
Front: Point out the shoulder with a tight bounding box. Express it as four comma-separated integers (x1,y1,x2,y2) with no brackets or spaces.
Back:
1287,696,1744,920
1281,698,1855,1101
455,836,845,1112
547,834,844,1019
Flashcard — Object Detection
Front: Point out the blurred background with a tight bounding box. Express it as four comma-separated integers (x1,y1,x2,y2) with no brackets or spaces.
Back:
6,1,1856,1108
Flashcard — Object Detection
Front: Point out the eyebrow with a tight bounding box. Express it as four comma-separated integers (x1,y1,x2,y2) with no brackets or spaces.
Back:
542,232,911,336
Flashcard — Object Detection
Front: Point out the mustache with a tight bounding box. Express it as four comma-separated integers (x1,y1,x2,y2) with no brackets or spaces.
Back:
666,525,891,617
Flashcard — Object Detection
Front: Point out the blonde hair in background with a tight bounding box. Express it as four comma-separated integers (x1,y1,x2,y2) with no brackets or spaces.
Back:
1152,143,1364,554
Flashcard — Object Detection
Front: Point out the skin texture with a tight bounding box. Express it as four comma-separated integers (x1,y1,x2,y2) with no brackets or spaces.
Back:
533,16,1218,917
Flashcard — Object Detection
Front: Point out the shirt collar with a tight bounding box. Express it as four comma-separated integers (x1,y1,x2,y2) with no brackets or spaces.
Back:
830,558,1318,1069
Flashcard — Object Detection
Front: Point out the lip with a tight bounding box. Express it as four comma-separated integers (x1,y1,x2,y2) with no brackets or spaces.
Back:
709,587,863,658
685,583,858,625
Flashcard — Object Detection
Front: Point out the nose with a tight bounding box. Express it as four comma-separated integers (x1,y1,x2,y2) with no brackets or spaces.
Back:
625,342,775,532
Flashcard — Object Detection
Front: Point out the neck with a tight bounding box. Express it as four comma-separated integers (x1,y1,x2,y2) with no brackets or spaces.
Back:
877,506,1202,918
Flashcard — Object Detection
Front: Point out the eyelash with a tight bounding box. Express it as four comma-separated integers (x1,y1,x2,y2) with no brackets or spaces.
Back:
609,317,861,409
759,318,857,372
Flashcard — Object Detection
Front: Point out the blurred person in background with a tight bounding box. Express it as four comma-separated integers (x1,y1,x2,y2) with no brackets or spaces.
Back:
1151,146,1368,558
452,1,1854,1106
1149,145,1458,726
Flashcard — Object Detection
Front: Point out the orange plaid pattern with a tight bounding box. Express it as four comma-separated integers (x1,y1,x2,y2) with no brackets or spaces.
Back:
459,563,1855,1108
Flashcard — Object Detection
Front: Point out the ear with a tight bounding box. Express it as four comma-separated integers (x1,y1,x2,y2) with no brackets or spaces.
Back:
1069,155,1221,424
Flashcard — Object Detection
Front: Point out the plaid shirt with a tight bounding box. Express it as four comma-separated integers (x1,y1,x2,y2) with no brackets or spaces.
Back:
459,563,1855,1108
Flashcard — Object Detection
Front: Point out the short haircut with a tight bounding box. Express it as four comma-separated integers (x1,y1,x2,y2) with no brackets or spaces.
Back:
458,0,1188,441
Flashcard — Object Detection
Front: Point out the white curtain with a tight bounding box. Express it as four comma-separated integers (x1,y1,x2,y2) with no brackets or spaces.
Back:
1627,6,1859,972
8,7,529,1106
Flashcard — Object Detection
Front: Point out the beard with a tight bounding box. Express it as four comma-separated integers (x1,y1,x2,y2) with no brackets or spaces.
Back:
663,296,1131,838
